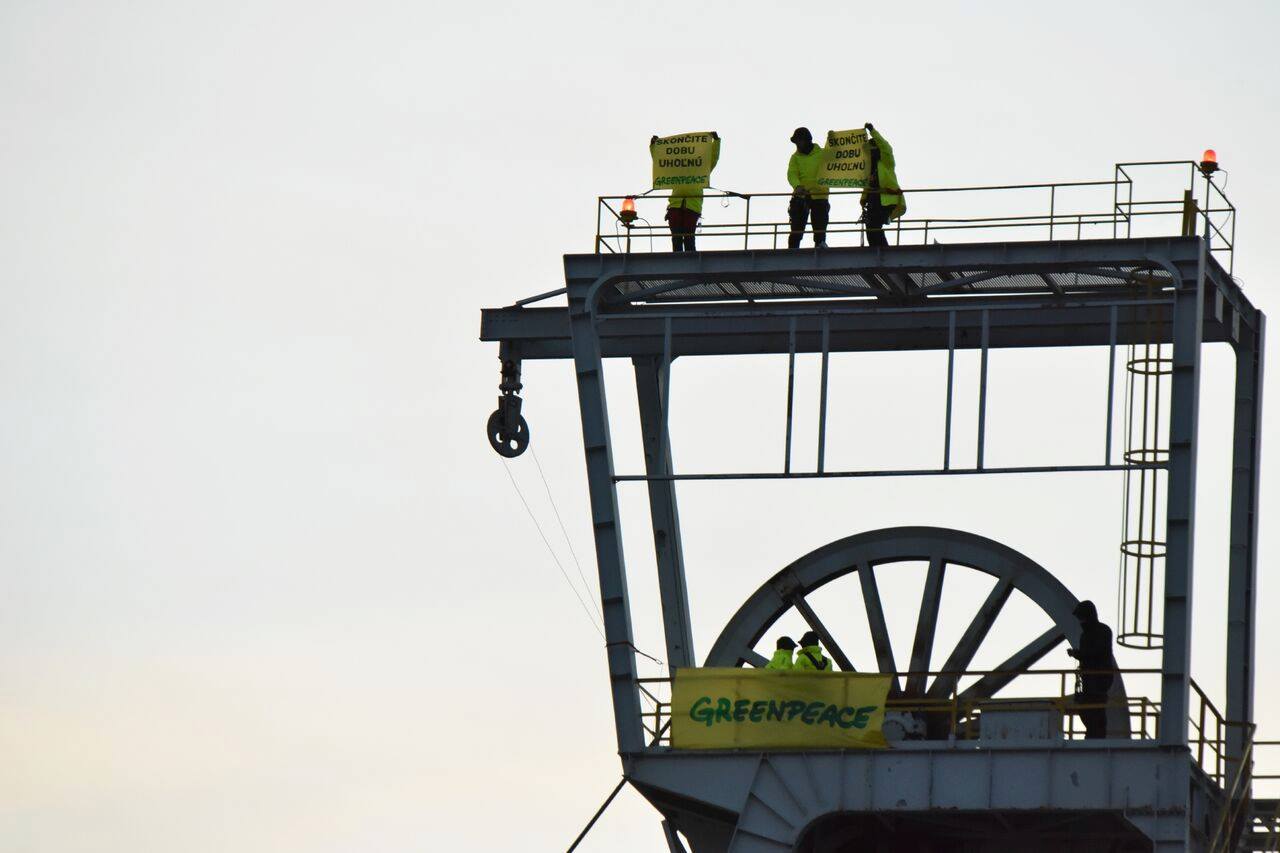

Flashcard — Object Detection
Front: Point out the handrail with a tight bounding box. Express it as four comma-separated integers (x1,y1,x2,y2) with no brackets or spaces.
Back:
636,668,1253,785
595,161,1237,274
1209,722,1256,853
637,667,1165,746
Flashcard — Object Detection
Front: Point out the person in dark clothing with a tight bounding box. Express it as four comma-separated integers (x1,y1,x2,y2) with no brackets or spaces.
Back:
1067,600,1116,739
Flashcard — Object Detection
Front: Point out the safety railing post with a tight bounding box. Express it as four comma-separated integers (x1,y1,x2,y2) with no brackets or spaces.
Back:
1127,175,1134,238
744,195,751,250
1049,184,1056,240
1112,168,1118,239
1198,698,1207,769
1228,191,1237,274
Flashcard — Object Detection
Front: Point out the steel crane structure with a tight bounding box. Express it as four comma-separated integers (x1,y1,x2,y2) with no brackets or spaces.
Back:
479,163,1270,851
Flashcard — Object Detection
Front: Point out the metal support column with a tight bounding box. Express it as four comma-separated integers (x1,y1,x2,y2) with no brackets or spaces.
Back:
1106,305,1117,464
944,311,955,470
1226,315,1266,783
568,280,645,754
977,309,990,470
817,316,830,473
1159,250,1205,748
784,317,796,474
634,356,696,670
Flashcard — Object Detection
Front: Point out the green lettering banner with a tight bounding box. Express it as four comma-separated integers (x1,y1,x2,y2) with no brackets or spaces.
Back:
671,668,891,750
816,128,871,189
652,132,718,190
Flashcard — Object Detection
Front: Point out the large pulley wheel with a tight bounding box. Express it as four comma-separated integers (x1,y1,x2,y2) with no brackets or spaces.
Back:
704,526,1128,739
487,409,529,458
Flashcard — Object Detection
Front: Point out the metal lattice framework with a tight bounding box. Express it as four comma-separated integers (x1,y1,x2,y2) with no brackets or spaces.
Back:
480,225,1265,851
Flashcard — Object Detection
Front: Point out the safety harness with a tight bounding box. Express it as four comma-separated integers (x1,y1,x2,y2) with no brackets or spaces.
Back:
801,650,830,671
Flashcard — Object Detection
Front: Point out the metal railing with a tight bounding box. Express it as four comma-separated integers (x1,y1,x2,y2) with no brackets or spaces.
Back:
640,667,1161,746
637,668,1263,787
596,161,1236,273
1256,741,1280,791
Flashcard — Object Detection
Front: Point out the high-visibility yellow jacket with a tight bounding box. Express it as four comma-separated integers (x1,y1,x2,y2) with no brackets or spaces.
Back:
765,649,794,671
861,127,906,220
661,136,721,214
787,145,829,198
793,645,832,671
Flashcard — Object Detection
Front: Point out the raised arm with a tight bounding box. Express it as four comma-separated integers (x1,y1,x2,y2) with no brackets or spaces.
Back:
867,125,894,168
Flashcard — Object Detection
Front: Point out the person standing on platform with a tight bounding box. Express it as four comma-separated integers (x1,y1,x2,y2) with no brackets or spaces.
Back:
860,122,907,248
766,636,797,670
793,630,832,671
786,127,830,249
653,131,720,252
1067,600,1117,739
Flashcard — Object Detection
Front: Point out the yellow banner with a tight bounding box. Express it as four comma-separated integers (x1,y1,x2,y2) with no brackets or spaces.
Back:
651,132,717,191
671,668,891,750
816,128,871,189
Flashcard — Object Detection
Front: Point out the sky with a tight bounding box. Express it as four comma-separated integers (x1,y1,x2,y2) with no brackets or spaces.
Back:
2,1,1279,851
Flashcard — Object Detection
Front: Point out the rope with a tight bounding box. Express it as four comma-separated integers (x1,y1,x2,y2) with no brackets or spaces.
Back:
528,454,668,673
606,640,664,667
503,457,664,704
500,458,604,640
531,448,603,623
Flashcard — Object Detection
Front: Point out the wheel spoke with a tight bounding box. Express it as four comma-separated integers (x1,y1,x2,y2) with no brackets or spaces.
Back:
957,626,1065,703
742,650,770,668
927,578,1013,699
905,556,946,695
791,594,856,672
857,563,899,692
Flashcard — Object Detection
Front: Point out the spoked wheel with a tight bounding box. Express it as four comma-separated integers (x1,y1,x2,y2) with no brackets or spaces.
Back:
704,526,1127,739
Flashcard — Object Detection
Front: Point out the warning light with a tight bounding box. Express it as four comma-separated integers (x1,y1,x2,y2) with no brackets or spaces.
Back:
620,196,638,225
1199,149,1219,176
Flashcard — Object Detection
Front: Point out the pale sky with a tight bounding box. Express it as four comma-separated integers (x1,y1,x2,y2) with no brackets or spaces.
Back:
3,1,1279,851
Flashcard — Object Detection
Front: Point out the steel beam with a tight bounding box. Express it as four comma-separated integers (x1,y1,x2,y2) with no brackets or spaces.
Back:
570,236,1204,286
633,356,696,670
905,557,946,695
629,744,1206,851
482,293,1246,361
1226,315,1265,785
567,277,645,754
1158,242,1206,749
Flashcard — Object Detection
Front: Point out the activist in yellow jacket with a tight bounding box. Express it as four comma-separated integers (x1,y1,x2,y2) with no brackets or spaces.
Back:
765,636,797,670
793,631,832,671
660,134,721,215
786,145,829,199
860,124,906,221
787,127,831,249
